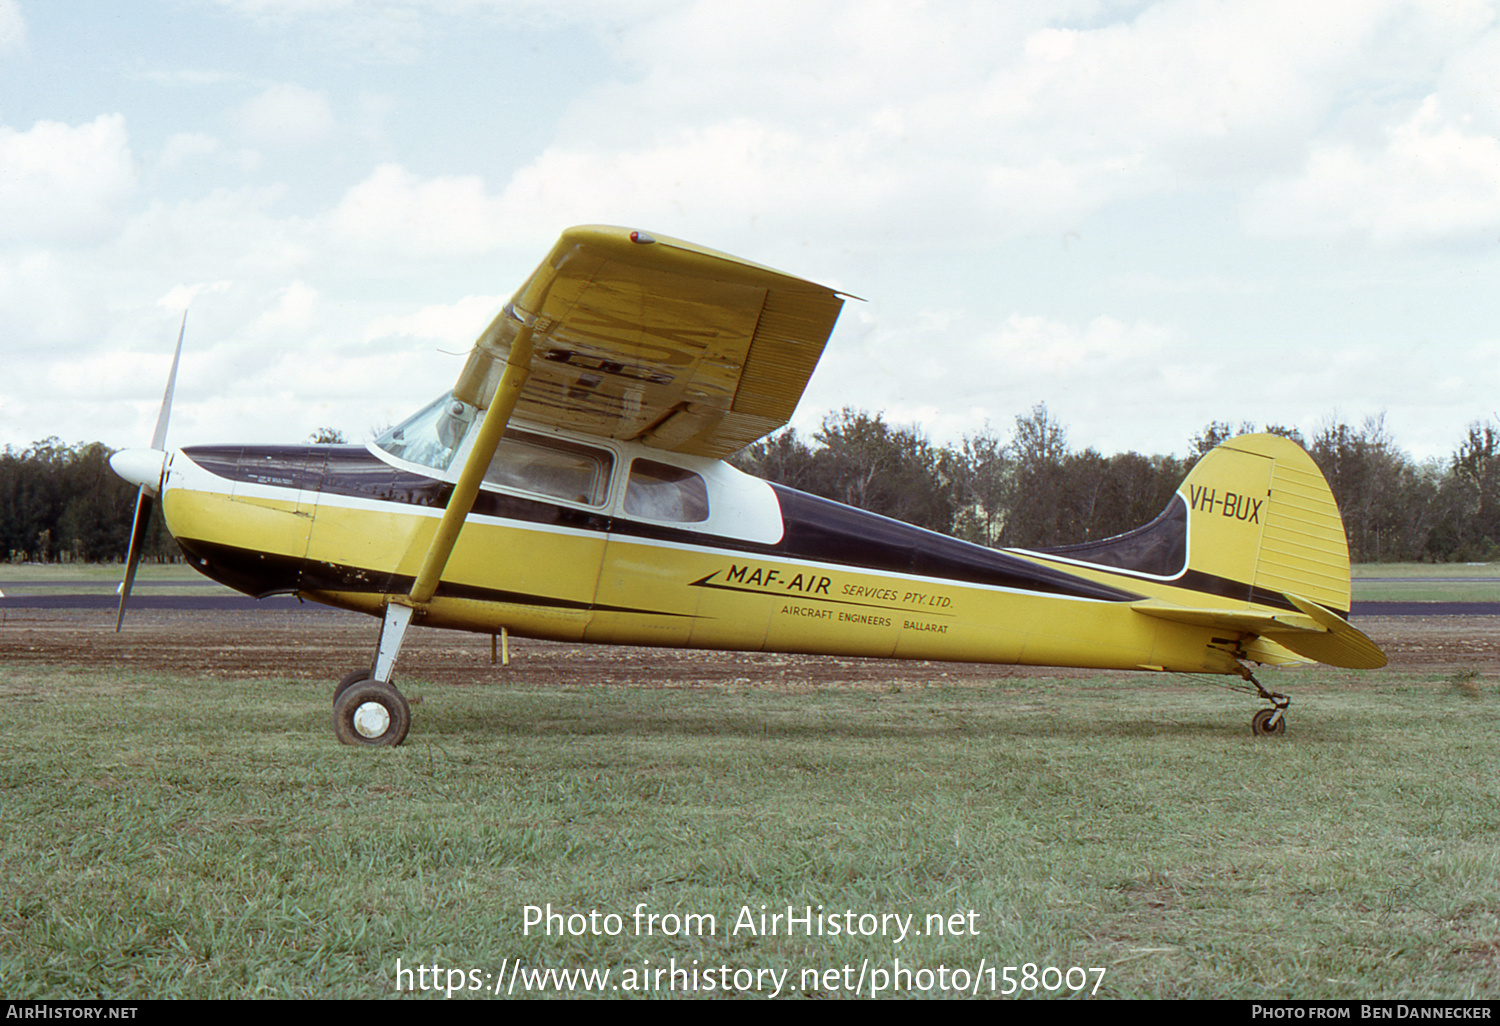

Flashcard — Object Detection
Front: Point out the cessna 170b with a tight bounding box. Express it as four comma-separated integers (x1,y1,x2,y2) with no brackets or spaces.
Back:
109,225,1386,747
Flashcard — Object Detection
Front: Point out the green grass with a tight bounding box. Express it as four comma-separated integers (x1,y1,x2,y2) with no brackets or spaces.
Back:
0,563,235,597
1352,563,1500,603
1355,582,1500,601
3,664,1499,999
1352,562,1500,578
0,563,206,582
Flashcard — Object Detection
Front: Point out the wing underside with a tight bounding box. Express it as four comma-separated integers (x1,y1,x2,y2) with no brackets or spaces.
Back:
451,226,845,459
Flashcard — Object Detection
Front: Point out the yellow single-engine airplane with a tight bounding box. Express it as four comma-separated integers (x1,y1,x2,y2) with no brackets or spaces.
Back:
110,225,1385,747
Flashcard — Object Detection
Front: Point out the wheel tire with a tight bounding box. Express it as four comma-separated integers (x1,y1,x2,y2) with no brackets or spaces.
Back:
333,668,373,706
333,679,411,747
1251,708,1286,737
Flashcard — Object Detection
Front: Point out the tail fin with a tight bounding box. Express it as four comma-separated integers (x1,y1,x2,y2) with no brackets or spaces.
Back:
1138,433,1386,669
1179,433,1351,616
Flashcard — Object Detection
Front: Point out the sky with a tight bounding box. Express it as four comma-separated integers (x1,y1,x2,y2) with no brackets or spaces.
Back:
3,0,1499,464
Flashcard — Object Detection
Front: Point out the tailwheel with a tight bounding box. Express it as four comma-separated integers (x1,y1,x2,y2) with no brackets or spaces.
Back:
1238,664,1290,737
333,678,411,747
1251,707,1286,737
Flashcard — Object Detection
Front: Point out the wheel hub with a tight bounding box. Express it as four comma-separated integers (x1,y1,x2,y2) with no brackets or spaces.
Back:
353,701,391,738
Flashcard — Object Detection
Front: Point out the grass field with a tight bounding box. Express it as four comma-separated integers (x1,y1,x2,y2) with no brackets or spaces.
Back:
3,661,1499,1000
0,563,235,597
1352,563,1500,603
0,564,201,582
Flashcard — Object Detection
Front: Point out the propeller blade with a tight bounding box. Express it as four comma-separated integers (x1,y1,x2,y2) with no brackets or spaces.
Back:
114,311,186,630
115,487,155,632
151,311,186,450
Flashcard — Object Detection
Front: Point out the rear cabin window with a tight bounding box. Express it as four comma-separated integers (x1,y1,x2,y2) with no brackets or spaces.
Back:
624,459,710,523
483,431,613,507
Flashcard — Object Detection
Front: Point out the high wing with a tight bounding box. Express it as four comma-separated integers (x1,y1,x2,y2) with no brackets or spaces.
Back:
368,226,846,677
450,225,846,459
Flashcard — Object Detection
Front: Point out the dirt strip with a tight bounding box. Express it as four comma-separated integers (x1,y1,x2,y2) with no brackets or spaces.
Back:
2,608,1493,692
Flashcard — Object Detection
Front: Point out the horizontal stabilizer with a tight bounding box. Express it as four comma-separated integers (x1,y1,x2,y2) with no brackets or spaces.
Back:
1274,593,1389,669
1133,593,1387,670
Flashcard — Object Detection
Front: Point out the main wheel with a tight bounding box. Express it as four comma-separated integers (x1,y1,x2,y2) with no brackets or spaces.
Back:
1251,708,1286,737
333,679,411,747
333,668,372,706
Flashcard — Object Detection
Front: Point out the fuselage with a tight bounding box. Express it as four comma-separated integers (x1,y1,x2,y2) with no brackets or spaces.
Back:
150,413,1253,678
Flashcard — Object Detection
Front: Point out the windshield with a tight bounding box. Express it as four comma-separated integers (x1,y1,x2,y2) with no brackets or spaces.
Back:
374,392,475,472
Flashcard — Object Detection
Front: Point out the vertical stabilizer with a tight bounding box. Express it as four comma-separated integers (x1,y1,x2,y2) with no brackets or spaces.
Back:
1179,434,1352,616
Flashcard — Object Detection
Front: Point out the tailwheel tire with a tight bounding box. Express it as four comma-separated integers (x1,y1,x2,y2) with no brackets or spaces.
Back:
333,679,411,747
1251,708,1286,737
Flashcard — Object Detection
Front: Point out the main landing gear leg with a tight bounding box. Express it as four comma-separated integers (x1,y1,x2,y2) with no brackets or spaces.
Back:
1238,664,1290,737
332,603,415,748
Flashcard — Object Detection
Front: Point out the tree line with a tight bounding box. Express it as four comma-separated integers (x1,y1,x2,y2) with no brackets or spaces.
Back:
0,429,346,564
731,406,1500,564
3,409,1498,564
1,440,173,564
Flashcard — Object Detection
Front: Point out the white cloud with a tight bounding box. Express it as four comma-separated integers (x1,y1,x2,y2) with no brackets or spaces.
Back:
497,120,908,242
235,83,336,149
794,305,1181,451
116,183,310,279
502,0,1460,252
252,280,320,335
9,0,1500,463
0,0,24,53
208,0,431,63
0,251,95,353
0,115,136,244
212,0,358,14
363,294,508,346
158,132,223,170
328,163,512,256
1435,24,1500,136
44,350,178,403
1246,94,1500,245
158,281,233,313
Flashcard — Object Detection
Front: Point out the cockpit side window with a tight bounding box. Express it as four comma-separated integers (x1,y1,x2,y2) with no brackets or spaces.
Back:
624,459,710,523
483,431,613,507
376,393,613,506
374,392,475,472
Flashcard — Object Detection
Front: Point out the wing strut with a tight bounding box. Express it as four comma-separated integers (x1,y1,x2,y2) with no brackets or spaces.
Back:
410,320,537,605
370,312,544,684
